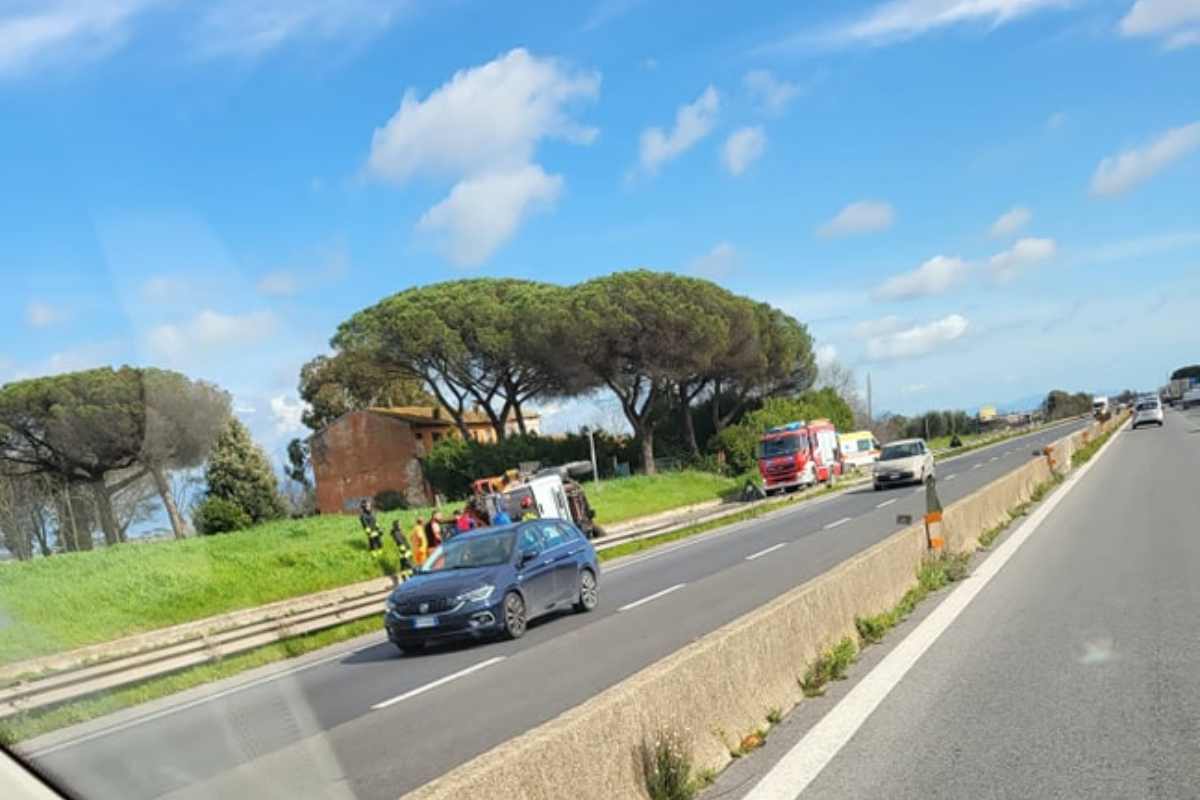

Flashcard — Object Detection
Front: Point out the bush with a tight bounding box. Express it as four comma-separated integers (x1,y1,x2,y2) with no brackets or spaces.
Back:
641,729,697,800
373,489,407,511
193,497,252,535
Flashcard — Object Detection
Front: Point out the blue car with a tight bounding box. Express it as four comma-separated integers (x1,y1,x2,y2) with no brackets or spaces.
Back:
384,519,600,653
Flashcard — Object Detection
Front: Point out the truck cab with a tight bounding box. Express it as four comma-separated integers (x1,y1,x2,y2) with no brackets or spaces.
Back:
757,420,844,496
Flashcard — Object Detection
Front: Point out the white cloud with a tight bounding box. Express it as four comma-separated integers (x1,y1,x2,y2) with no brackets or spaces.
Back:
147,309,279,362
989,206,1032,238
0,0,160,77
687,242,740,277
1069,230,1200,265
988,237,1056,282
873,255,968,301
816,0,1070,47
269,394,306,436
256,271,300,296
1118,0,1200,49
814,343,838,368
636,86,720,176
365,48,598,266
26,301,66,328
817,200,895,238
1090,121,1200,196
743,69,800,114
721,127,767,176
366,48,599,184
853,315,906,339
193,0,410,58
417,165,563,267
1046,111,1067,130
866,314,969,360
10,340,124,381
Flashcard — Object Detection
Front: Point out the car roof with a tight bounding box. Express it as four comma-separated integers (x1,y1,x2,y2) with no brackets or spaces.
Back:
885,438,925,446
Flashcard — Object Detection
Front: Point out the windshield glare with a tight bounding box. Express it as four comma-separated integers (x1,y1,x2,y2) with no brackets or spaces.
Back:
880,443,921,460
760,435,805,457
420,532,516,573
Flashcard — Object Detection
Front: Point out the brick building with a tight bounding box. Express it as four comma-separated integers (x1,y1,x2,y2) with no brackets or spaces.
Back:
311,406,540,513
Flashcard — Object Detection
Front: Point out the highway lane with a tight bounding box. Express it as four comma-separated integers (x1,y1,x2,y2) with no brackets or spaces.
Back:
23,420,1087,800
745,406,1200,800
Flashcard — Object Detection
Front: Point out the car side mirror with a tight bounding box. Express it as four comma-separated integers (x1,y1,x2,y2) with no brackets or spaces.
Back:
519,548,539,567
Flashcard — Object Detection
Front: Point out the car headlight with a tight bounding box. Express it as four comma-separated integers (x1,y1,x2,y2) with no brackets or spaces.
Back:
456,584,495,604
385,596,399,612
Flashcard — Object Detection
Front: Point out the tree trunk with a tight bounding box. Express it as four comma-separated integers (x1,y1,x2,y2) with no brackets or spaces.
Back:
513,401,528,436
88,478,121,546
640,427,656,475
150,467,188,540
679,384,700,458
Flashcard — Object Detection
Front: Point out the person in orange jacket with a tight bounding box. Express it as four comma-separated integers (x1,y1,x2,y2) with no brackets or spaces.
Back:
408,515,429,568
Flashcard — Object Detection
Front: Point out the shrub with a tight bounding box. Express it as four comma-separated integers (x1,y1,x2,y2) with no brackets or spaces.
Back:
193,497,252,535
641,729,697,800
373,489,407,511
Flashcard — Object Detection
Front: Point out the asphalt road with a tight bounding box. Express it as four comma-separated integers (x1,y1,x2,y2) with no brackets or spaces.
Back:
22,421,1087,800
740,406,1200,800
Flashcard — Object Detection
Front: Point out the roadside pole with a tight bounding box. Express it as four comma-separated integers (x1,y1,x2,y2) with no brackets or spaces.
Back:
584,426,599,486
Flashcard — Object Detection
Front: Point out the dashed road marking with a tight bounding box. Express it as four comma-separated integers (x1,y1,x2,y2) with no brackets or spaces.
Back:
371,656,506,710
746,542,787,561
618,583,687,612
824,517,852,530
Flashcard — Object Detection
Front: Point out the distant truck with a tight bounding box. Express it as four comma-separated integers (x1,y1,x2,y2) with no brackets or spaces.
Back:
757,419,843,495
1092,395,1110,419
473,462,603,539
838,430,881,471
1183,388,1200,410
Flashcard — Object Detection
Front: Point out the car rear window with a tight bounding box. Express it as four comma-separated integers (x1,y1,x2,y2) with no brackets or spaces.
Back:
1137,401,1158,410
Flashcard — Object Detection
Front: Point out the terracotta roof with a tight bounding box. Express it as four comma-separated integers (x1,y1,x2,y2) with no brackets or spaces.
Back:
368,406,539,426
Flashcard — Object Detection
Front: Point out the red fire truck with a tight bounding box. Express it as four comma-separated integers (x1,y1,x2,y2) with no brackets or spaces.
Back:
757,419,844,495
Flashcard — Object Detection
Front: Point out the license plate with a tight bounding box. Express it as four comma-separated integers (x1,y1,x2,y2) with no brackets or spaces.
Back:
413,616,438,629
889,473,901,479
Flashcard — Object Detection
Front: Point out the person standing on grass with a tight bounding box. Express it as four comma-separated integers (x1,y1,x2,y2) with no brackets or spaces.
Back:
425,511,444,549
455,507,473,534
409,515,428,567
389,520,414,584
359,499,386,573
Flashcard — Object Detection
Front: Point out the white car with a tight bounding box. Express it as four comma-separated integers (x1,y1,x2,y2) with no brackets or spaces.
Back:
1131,397,1164,428
873,438,935,490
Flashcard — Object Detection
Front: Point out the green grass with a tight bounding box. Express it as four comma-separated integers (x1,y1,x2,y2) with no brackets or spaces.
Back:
854,552,972,647
0,614,382,745
1071,423,1118,468
800,637,858,697
587,470,741,525
0,470,750,667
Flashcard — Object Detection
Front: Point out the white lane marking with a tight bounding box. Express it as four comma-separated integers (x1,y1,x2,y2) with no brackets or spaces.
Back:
618,583,687,612
944,474,958,481
746,542,787,561
989,456,999,462
742,415,1124,800
971,463,983,470
875,498,897,509
26,637,387,757
912,487,923,494
371,656,506,710
824,517,852,530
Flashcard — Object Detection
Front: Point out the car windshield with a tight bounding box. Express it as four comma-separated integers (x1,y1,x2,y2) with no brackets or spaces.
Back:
1137,401,1158,411
420,531,517,572
880,443,922,460
761,434,805,457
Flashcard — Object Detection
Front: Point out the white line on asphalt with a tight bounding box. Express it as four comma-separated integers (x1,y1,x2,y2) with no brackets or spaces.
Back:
27,637,387,757
944,474,958,481
989,456,999,462
746,542,787,561
371,656,505,710
875,498,897,509
971,463,983,470
824,517,852,530
741,416,1124,800
618,583,687,612
913,487,923,494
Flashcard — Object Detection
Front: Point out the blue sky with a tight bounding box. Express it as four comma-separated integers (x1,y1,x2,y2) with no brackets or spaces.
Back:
2,0,1199,458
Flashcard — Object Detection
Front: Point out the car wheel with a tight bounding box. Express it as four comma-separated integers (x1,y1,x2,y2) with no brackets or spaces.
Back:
501,591,527,640
873,482,881,491
574,569,598,613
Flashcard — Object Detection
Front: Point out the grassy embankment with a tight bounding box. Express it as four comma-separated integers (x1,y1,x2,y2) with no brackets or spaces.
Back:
0,470,738,667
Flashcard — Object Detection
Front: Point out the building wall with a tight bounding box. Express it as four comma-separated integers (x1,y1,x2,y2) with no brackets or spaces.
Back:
312,412,430,514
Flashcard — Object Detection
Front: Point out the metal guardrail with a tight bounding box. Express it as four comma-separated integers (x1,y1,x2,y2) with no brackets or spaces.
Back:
0,420,1076,719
